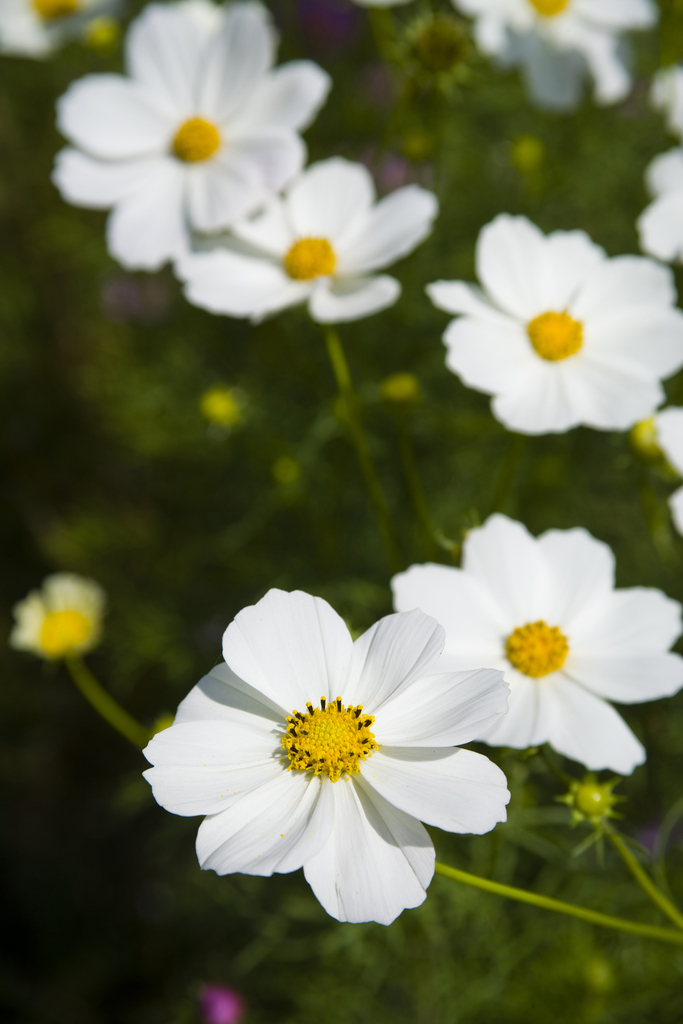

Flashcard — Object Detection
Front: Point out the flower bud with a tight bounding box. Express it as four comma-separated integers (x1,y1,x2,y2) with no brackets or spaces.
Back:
199,387,245,429
380,372,422,410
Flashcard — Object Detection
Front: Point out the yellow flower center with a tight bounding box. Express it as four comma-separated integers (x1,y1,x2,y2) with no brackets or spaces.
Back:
284,238,336,280
528,0,569,16
33,0,79,18
40,610,92,659
282,697,378,783
173,118,221,163
505,621,568,678
527,311,583,362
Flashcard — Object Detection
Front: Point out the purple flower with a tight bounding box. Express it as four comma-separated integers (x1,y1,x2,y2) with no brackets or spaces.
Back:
298,0,359,51
198,984,246,1024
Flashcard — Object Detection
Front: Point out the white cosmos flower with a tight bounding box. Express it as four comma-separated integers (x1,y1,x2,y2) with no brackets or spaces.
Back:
452,0,657,111
392,515,683,775
654,407,683,535
637,148,683,264
176,157,438,324
143,589,510,925
52,2,331,271
10,572,106,660
0,0,114,58
427,214,683,435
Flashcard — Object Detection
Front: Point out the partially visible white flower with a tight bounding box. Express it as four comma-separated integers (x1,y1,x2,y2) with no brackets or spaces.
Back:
652,64,683,139
349,0,413,7
52,2,331,271
0,0,114,58
143,588,510,925
452,0,657,111
10,572,106,660
655,407,683,534
392,514,683,775
177,157,438,324
637,148,683,264
428,214,683,435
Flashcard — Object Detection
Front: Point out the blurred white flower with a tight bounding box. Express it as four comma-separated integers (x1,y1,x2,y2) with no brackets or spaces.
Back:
392,514,683,775
143,588,509,925
0,0,114,58
652,64,683,140
428,214,683,435
52,2,331,270
655,407,683,535
10,572,106,660
177,157,438,323
638,148,683,264
452,0,657,111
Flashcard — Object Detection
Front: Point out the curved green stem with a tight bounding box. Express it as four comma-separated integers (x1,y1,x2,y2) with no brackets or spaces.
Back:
323,325,403,574
397,420,440,560
608,832,683,931
434,862,683,945
65,655,151,749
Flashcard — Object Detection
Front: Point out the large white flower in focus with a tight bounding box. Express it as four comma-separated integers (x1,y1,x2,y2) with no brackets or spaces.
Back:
452,0,657,111
176,157,438,323
52,2,331,271
392,515,683,775
143,589,510,925
655,407,683,536
428,214,683,435
0,0,113,58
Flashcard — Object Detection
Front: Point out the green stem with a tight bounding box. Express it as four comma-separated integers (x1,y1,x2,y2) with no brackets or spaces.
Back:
434,862,683,945
397,420,440,560
608,832,683,932
323,325,403,574
66,655,151,749
487,433,526,516
539,746,574,787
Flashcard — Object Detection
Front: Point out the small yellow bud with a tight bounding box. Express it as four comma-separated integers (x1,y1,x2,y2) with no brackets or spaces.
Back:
401,131,436,162
380,372,422,409
272,456,301,486
511,135,545,175
559,772,623,825
630,417,662,461
83,15,119,51
199,386,244,428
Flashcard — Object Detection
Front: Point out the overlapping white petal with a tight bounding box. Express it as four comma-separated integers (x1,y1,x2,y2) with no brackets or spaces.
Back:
177,157,438,323
638,148,683,264
428,214,683,435
392,514,683,774
144,588,510,925
53,2,331,270
452,0,657,111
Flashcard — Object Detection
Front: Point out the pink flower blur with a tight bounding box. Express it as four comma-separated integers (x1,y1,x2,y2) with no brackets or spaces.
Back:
198,984,246,1024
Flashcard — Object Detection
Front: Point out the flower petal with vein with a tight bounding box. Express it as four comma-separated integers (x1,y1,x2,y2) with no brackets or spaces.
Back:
428,213,683,435
52,1,331,270
176,156,439,323
392,514,683,774
143,589,510,925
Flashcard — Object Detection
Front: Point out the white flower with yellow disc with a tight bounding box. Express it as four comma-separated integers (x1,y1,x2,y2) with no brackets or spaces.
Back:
52,1,331,270
143,588,510,925
428,214,683,435
653,407,683,536
451,0,657,110
10,573,106,660
0,0,115,58
176,157,438,323
392,514,683,775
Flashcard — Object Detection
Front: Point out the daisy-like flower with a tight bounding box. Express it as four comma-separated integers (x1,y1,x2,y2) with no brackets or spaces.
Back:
52,2,331,271
10,572,106,660
451,0,657,111
143,589,510,925
392,514,683,775
177,157,438,323
0,0,115,58
654,407,683,535
427,214,683,435
637,148,683,264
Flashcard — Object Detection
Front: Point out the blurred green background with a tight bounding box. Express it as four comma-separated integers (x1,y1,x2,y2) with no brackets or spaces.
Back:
4,1,683,1021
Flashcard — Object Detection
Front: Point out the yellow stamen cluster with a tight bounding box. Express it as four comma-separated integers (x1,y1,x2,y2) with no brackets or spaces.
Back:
33,0,78,18
173,118,221,163
527,311,583,362
40,610,92,659
282,697,378,782
528,0,569,16
505,621,569,678
284,238,336,281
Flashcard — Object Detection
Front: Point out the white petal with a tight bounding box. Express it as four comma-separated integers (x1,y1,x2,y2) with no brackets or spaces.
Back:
143,758,282,817
645,149,683,199
229,61,331,135
361,747,509,834
426,280,515,327
222,589,354,713
585,307,683,379
519,36,586,112
344,608,444,711
570,586,683,655
572,255,676,320
232,197,293,256
53,149,155,209
567,653,683,704
670,486,683,535
536,527,615,629
177,249,309,320
476,214,552,320
542,229,607,307
658,407,683,475
562,23,630,105
303,776,433,925
574,0,657,29
126,3,206,120
174,663,287,726
198,2,276,123
309,275,400,323
480,670,548,749
374,668,509,747
196,771,335,875
336,186,438,275
107,158,188,270
557,354,663,432
185,158,267,233
442,316,534,395
286,158,374,244
226,131,305,193
57,75,171,161
638,190,683,263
